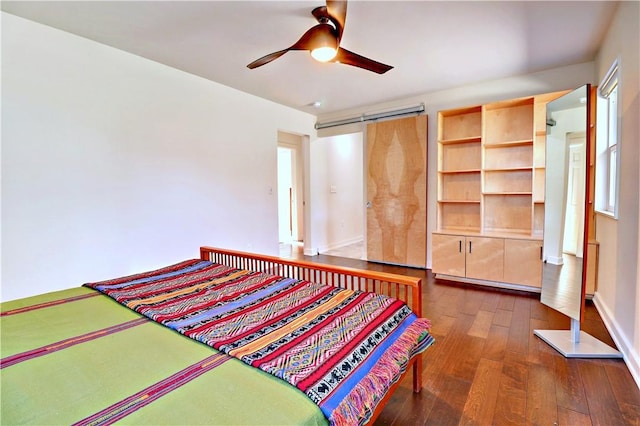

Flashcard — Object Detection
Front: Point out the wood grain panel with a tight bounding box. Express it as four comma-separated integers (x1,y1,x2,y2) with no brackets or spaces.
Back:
468,310,495,338
431,234,465,275
465,236,504,281
497,294,516,311
373,380,412,425
479,291,500,312
460,358,503,426
424,375,470,426
506,298,531,354
558,407,594,426
503,238,543,287
484,102,534,144
483,194,532,234
493,308,513,327
579,361,628,425
554,355,589,414
441,141,481,171
526,364,559,425
528,318,557,366
439,108,482,141
604,362,640,412
366,115,427,267
482,324,509,361
386,383,437,425
493,351,528,425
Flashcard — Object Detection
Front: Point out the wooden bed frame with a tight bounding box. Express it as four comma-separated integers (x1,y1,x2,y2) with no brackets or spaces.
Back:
199,246,425,423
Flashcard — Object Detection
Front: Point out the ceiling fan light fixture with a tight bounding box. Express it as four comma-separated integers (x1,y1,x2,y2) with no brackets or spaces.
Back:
311,46,337,62
309,23,338,62
247,1,393,73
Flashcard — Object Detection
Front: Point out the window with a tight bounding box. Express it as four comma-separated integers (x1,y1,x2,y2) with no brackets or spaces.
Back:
595,60,620,217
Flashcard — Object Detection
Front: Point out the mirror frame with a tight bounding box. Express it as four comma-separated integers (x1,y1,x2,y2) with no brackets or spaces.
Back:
540,84,592,322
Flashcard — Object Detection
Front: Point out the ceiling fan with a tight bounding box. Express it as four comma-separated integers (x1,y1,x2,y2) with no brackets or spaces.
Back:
247,0,393,74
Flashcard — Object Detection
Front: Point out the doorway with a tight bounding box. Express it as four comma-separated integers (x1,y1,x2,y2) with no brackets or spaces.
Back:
563,132,586,258
277,131,304,257
316,132,365,260
277,147,294,243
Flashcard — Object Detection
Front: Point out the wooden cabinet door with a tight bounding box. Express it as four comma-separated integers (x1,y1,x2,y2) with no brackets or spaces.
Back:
503,239,543,287
432,234,465,276
465,237,504,281
366,115,427,267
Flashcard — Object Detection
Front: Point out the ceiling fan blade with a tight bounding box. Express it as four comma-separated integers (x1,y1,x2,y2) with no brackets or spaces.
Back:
333,47,393,74
247,48,290,69
312,1,346,40
325,0,347,40
247,24,336,69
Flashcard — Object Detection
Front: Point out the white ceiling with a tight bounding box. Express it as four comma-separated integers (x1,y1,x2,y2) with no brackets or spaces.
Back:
1,1,618,116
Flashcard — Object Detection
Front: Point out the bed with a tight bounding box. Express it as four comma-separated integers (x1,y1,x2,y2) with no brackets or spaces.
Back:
1,246,434,425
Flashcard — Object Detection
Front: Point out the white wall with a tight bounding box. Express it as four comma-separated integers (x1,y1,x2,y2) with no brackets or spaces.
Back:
1,13,316,302
311,133,364,253
593,1,640,387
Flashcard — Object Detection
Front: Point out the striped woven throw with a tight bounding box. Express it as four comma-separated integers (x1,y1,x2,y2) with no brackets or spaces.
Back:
85,259,434,425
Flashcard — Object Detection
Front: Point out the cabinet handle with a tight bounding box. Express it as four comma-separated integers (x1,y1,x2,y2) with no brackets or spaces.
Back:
469,241,472,254
540,246,543,260
459,240,462,253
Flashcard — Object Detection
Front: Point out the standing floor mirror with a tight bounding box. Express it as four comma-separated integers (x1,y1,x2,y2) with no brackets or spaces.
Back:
533,84,621,358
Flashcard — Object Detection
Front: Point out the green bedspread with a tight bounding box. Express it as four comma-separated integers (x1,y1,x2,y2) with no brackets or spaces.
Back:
1,287,328,425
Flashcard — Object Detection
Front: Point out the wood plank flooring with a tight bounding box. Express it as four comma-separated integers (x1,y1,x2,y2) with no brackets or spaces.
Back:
285,249,640,426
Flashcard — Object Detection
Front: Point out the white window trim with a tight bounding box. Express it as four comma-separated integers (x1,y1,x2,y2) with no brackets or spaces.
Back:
595,59,621,219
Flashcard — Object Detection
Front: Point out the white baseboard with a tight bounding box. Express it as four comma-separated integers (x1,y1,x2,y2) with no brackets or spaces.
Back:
434,274,542,293
317,236,363,254
546,255,564,265
303,247,319,256
592,293,640,389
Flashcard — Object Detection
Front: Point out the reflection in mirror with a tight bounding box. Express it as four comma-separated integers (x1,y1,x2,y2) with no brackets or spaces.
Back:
534,85,621,358
541,85,588,321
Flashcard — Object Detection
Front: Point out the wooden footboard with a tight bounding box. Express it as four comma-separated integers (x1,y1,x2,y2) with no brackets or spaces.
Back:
199,245,425,416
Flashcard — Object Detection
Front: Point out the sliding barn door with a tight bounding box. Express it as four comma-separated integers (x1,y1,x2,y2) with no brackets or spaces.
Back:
366,115,427,267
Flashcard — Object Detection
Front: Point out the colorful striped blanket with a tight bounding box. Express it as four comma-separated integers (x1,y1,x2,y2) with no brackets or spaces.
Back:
84,259,434,425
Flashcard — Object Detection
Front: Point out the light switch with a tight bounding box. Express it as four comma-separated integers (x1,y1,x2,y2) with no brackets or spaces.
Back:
330,185,337,193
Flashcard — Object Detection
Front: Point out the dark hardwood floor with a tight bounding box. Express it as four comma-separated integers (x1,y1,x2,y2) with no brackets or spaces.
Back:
289,251,640,426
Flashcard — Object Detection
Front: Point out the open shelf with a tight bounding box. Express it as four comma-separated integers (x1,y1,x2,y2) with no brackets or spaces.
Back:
440,140,481,172
484,139,534,148
483,194,532,234
484,144,533,169
438,202,481,232
533,203,545,236
484,100,534,145
440,172,481,201
484,169,533,193
438,106,482,141
440,169,481,174
440,136,482,145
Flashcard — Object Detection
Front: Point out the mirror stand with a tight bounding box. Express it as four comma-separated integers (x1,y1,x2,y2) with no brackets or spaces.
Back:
535,85,622,360
534,320,622,358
